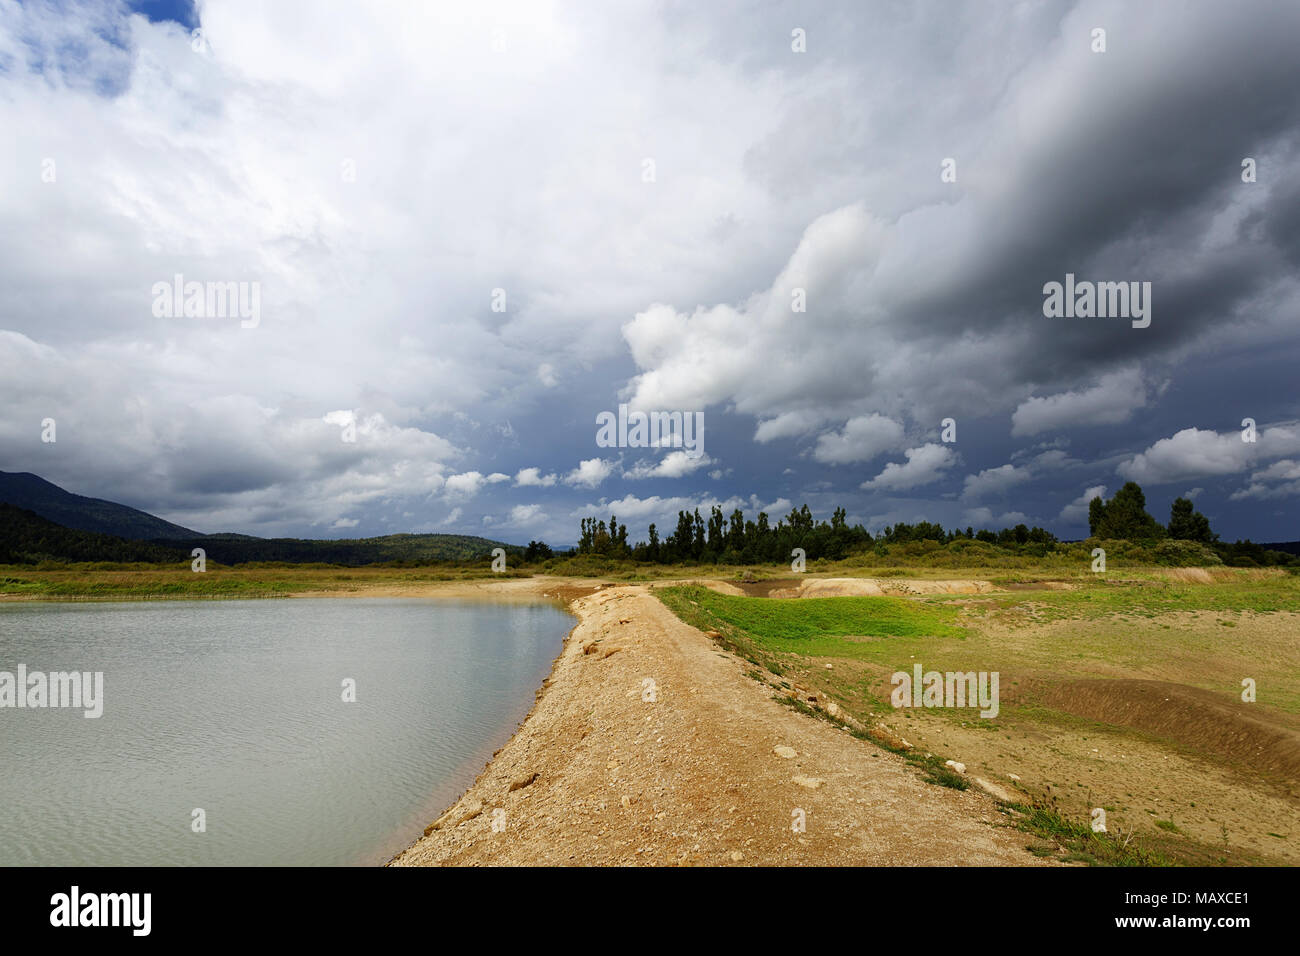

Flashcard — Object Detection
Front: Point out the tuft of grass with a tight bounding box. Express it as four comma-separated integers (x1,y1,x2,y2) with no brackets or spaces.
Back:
915,754,969,790
1010,796,1177,866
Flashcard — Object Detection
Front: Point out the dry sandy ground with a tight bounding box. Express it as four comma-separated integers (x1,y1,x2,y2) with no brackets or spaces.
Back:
874,609,1300,865
764,577,1001,598
391,583,1046,866
891,696,1300,865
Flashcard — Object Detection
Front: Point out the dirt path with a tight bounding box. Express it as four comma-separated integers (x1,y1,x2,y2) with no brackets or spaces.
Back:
391,584,1047,866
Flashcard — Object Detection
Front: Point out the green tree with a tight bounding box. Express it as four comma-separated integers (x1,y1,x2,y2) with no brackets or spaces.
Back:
1092,482,1166,540
1087,495,1106,536
1167,497,1217,543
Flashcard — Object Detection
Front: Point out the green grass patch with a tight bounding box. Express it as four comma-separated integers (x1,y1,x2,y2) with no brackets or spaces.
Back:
660,584,978,795
656,584,961,660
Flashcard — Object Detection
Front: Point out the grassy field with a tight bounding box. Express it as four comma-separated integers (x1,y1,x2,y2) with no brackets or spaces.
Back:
655,570,1300,867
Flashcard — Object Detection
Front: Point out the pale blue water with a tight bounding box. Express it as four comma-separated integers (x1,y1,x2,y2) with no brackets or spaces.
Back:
0,598,572,866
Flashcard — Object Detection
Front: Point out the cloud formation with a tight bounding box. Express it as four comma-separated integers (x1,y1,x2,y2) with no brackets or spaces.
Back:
861,445,958,492
2,1,1298,544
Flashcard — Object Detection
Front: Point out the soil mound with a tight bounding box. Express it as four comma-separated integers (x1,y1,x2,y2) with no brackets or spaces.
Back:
1011,678,1300,785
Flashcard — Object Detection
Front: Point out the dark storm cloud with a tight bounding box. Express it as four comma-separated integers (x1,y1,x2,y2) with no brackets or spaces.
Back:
1,0,1297,543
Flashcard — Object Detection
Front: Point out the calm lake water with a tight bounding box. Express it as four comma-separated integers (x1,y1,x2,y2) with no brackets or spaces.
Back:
0,597,573,866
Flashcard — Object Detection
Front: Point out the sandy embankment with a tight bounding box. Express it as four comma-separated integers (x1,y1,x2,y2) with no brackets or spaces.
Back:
390,580,1045,866
764,577,1001,598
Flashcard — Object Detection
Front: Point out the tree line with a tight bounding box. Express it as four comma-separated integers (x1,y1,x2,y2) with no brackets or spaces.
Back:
571,482,1292,566
576,503,1061,564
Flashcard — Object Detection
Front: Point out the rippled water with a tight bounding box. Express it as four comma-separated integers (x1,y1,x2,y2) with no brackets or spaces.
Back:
0,597,572,866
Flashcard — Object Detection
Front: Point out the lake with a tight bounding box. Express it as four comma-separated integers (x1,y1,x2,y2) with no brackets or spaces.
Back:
0,597,573,866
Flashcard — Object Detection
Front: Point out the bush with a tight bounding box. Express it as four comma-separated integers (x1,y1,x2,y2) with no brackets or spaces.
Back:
1153,539,1223,567
947,538,998,555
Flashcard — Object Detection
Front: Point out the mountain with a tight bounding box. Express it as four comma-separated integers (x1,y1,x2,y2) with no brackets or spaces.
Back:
0,472,521,565
0,471,202,540
0,504,190,564
154,531,520,565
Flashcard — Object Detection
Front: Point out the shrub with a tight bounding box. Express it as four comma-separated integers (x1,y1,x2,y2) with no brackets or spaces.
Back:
1153,539,1223,567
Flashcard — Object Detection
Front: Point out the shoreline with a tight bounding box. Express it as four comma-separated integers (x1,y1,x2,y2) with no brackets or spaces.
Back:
387,579,1046,866
383,577,606,866
382,577,600,865
0,574,608,604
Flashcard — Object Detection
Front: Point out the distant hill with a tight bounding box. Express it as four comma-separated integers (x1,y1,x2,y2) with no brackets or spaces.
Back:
0,472,519,566
155,532,516,565
0,504,190,564
0,471,201,540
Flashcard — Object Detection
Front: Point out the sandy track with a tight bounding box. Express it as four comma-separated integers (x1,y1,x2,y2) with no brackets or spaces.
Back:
391,584,1046,866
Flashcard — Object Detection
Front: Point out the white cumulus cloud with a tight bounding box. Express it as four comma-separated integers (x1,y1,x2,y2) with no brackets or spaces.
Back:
1011,368,1149,437
1058,484,1108,525
812,414,905,465
961,463,1032,501
515,467,557,487
625,452,714,479
565,458,615,489
861,444,957,492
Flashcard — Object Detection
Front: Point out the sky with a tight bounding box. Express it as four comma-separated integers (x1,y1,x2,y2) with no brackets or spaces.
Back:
1,0,1298,547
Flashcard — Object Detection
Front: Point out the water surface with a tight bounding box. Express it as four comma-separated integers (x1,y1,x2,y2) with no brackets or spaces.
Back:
0,597,572,866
